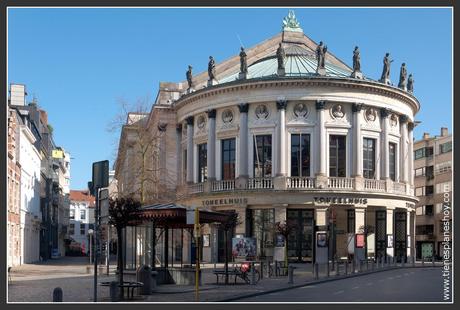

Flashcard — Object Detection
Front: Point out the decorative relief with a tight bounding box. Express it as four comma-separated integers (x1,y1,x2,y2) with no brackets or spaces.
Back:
390,114,398,127
331,104,345,119
293,103,309,119
365,108,377,122
222,109,234,124
195,114,207,136
255,104,270,120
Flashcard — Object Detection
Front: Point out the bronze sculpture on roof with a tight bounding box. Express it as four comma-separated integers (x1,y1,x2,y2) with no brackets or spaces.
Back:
316,41,327,70
353,46,361,72
240,47,248,74
186,65,193,89
398,63,407,89
276,43,286,70
208,56,216,81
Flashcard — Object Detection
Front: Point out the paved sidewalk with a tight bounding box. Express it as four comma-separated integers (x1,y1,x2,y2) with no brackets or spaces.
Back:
7,257,442,302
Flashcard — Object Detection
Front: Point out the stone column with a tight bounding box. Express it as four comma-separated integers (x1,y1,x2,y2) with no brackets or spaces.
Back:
408,122,415,187
380,108,390,180
186,116,194,183
276,99,287,176
236,103,249,189
315,100,327,188
206,109,217,181
386,208,394,259
399,115,409,184
352,103,364,191
176,124,182,184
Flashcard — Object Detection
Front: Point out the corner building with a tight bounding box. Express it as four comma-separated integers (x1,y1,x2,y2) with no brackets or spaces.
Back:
117,13,419,267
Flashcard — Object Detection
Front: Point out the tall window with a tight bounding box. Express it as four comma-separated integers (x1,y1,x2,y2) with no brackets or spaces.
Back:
221,138,236,180
80,210,86,220
291,134,311,177
197,143,207,183
329,135,346,177
389,142,396,181
363,138,376,179
347,209,355,233
253,135,272,177
69,223,74,235
251,209,275,257
440,141,452,154
80,223,86,235
69,209,75,220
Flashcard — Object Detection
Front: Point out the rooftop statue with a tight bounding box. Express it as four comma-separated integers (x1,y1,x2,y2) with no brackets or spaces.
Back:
240,47,248,74
398,63,407,89
186,65,193,89
276,43,286,70
316,41,327,69
208,56,216,81
353,46,361,72
380,53,393,83
407,74,414,93
282,10,302,32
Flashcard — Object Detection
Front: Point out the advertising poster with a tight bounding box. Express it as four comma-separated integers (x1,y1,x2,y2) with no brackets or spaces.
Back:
387,234,394,248
232,237,257,259
355,233,366,248
317,232,328,248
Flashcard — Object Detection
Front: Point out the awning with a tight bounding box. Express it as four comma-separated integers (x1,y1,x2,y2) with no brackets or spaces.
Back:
132,203,229,228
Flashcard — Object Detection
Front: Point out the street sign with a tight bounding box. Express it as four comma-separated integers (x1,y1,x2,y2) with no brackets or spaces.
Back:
92,160,109,190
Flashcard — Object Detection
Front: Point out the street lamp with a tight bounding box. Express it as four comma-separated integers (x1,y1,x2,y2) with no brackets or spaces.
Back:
88,229,94,264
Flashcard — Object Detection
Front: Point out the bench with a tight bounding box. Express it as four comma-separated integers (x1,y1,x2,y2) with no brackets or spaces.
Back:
100,281,143,300
212,268,243,284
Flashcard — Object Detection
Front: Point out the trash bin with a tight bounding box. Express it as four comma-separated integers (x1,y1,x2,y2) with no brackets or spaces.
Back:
136,265,152,295
109,281,119,302
151,270,158,291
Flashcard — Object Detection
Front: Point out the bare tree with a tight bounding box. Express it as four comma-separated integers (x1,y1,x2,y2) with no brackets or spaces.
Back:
108,197,142,300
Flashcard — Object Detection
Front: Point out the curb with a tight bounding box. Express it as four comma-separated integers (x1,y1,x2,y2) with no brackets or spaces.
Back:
216,265,440,302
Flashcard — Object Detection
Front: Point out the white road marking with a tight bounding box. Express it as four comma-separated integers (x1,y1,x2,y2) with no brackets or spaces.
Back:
333,290,344,295
352,286,360,290
300,286,316,289
366,282,373,286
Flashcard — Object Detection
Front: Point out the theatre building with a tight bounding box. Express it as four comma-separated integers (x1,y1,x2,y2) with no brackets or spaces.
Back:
115,12,419,269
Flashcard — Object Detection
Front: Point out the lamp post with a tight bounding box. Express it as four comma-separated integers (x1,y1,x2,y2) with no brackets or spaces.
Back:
88,229,94,264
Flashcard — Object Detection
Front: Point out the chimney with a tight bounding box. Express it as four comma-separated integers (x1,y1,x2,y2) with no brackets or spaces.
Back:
39,110,48,126
9,84,27,106
423,133,430,140
441,127,448,137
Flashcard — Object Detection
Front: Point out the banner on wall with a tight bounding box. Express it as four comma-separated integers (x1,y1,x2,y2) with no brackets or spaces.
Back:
232,237,256,260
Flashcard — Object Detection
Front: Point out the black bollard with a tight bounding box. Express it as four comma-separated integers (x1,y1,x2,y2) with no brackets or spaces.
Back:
288,265,294,284
53,287,63,302
110,281,119,302
314,263,319,280
326,261,330,277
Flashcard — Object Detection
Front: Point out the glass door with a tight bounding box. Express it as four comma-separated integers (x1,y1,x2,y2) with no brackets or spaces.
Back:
287,209,314,262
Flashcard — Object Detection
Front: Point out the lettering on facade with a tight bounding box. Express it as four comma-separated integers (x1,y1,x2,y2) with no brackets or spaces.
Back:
314,197,368,205
202,198,248,206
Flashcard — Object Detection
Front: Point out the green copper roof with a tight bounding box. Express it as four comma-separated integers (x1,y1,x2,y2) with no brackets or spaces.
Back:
220,44,354,83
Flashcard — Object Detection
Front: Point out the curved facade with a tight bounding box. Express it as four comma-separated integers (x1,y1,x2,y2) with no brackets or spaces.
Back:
117,13,419,266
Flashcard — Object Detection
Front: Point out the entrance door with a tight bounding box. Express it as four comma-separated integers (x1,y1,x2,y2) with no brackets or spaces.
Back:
375,210,387,259
287,209,314,262
394,212,407,262
421,243,433,259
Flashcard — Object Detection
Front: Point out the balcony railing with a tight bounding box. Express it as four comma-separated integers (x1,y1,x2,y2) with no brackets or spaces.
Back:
393,182,406,194
186,176,414,197
248,177,273,190
364,179,386,192
188,182,204,194
287,177,315,189
211,179,235,192
328,177,354,189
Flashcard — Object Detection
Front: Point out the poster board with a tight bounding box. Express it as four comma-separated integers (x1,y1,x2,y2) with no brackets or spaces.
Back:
232,237,256,260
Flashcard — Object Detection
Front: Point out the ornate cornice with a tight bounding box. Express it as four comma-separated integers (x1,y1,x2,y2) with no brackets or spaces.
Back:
186,116,194,126
206,109,217,119
238,103,249,113
315,100,326,110
276,99,288,110
173,77,420,114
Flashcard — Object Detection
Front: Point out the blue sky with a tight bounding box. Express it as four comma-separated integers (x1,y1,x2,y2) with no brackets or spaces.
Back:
8,7,452,190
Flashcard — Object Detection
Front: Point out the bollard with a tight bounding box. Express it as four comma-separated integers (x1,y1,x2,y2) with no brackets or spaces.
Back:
345,261,348,275
432,256,435,266
288,265,295,284
412,256,415,267
260,261,264,279
366,259,369,271
331,259,335,271
275,260,279,277
352,259,356,274
53,287,63,302
371,259,375,271
336,261,340,276
422,258,425,266
250,262,256,285
359,260,363,273
109,281,119,302
314,263,319,280
326,262,330,277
